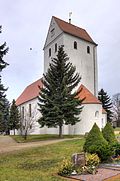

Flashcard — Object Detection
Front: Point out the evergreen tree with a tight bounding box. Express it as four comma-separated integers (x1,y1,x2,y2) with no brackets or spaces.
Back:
0,25,9,127
0,26,9,72
0,97,10,134
83,123,112,161
98,89,113,122
102,122,117,145
38,46,83,137
9,99,20,135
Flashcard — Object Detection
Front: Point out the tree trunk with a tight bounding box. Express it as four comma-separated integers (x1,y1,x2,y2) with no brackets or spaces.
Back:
24,131,27,140
59,125,62,138
14,129,15,135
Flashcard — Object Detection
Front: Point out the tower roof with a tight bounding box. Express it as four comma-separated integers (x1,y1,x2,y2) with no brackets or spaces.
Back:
53,16,97,45
16,79,42,106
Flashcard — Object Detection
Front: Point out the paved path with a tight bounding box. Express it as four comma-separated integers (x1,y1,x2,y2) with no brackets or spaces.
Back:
0,135,78,154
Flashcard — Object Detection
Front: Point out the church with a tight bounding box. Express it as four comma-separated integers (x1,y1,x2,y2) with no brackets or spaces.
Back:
15,16,107,135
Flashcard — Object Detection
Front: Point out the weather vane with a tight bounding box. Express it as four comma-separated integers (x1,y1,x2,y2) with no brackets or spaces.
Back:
69,12,72,24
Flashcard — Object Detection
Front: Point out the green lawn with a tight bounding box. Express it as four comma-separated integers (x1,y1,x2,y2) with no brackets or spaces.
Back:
0,138,85,181
10,134,83,143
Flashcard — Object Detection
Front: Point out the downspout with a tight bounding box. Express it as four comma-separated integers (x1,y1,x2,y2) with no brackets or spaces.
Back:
93,45,97,97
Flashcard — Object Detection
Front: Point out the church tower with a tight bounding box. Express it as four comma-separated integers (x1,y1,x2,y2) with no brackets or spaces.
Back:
43,16,98,96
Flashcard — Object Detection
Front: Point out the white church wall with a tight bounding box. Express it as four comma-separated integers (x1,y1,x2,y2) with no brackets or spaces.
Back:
18,98,46,135
17,98,69,135
44,34,63,73
101,113,107,129
63,33,98,96
44,17,63,49
71,103,103,135
16,99,106,136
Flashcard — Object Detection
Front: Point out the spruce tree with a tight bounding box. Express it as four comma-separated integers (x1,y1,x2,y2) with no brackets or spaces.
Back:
0,25,9,126
98,88,113,122
83,123,112,161
0,26,9,72
38,46,83,137
0,97,10,134
102,122,117,145
9,99,20,135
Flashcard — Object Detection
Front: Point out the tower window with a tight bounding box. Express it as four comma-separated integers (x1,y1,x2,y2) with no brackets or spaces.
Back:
49,48,51,57
87,46,90,54
55,43,57,52
29,104,31,117
74,41,77,49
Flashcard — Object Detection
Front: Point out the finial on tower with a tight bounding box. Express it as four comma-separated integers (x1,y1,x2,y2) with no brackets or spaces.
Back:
69,12,72,24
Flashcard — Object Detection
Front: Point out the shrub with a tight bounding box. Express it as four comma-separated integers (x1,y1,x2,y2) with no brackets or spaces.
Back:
58,158,73,176
111,142,120,157
83,123,113,161
102,122,117,145
86,153,100,167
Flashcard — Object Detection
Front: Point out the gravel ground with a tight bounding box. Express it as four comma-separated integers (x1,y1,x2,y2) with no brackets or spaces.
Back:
0,135,79,154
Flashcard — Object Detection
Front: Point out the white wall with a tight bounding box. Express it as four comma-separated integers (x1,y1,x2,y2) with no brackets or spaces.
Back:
44,34,63,73
63,33,98,96
17,98,69,135
70,103,103,135
101,113,107,129
15,98,107,135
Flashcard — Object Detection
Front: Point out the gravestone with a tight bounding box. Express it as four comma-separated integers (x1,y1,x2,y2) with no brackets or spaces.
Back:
72,153,85,167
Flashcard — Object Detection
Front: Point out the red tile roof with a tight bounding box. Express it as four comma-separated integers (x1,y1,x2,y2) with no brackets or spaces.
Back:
16,79,42,106
16,80,101,106
53,16,97,45
77,84,101,104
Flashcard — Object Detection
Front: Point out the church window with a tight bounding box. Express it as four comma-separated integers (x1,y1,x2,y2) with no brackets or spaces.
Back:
22,107,24,118
55,43,57,52
49,48,51,57
74,41,77,49
87,46,90,54
29,104,31,117
95,111,99,118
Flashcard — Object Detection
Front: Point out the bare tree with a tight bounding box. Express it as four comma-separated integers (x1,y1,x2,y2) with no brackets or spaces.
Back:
20,105,38,140
112,93,120,127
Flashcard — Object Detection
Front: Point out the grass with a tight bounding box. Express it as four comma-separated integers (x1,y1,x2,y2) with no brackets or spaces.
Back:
0,138,84,181
10,134,83,143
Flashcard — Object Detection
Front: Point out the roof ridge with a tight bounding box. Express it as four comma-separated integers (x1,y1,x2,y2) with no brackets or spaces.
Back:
53,16,86,31
26,78,41,88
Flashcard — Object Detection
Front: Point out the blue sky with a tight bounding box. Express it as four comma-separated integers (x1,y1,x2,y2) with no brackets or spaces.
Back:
1,0,120,102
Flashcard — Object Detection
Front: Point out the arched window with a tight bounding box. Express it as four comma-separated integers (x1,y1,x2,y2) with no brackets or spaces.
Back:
74,41,77,49
22,107,24,118
95,111,99,118
55,43,57,52
87,46,90,54
29,104,31,117
49,48,51,57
